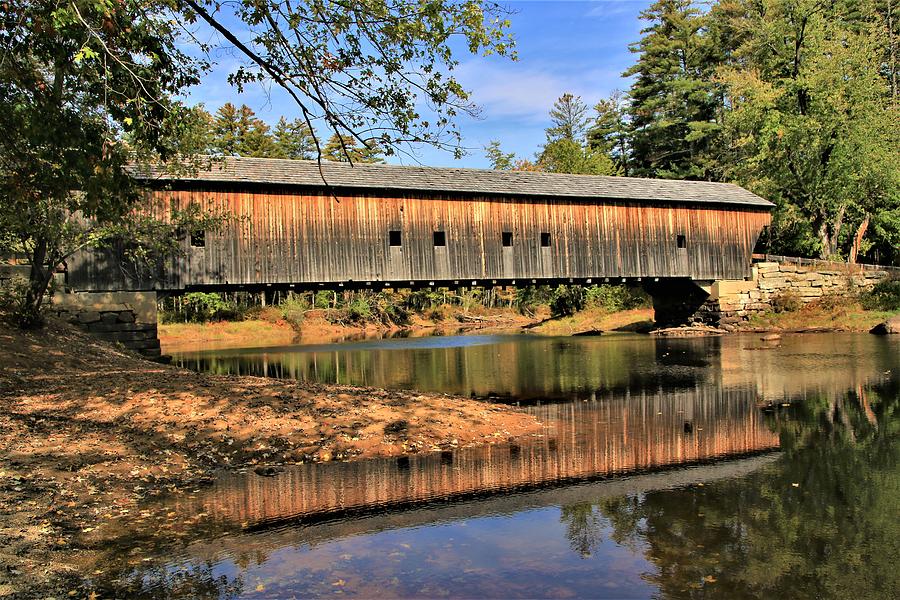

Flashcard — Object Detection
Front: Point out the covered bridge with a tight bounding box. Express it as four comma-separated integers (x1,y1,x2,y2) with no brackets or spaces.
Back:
66,157,773,292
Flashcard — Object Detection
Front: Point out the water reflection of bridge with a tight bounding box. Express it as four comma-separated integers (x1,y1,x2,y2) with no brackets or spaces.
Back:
179,386,778,528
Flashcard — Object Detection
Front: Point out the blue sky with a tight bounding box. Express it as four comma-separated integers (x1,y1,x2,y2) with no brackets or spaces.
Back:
186,1,653,168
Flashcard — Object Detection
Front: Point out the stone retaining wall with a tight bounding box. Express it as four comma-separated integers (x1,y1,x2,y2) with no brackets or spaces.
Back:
50,291,161,358
699,262,890,330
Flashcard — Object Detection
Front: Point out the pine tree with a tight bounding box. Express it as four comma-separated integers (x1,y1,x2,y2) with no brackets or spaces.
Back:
546,93,591,142
588,91,630,175
273,117,317,160
624,0,723,180
322,134,384,163
211,103,243,155
210,103,276,157
538,93,616,175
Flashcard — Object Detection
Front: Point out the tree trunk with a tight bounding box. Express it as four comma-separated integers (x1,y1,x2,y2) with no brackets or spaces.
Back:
848,214,869,264
21,239,54,328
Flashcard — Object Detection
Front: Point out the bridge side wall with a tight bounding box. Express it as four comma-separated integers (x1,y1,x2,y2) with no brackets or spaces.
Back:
66,187,770,291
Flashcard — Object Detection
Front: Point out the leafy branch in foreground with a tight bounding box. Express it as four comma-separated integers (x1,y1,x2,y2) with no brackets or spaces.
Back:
0,0,518,327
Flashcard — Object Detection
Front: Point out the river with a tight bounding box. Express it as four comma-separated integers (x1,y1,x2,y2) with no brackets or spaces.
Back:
94,332,898,598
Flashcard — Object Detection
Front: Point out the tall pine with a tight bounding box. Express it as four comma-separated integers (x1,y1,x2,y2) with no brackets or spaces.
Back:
624,0,723,180
538,94,615,175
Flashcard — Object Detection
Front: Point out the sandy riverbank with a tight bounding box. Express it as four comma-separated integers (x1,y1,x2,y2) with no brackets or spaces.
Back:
0,319,542,597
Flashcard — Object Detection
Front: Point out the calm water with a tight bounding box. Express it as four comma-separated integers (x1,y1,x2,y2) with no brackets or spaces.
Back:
94,333,897,598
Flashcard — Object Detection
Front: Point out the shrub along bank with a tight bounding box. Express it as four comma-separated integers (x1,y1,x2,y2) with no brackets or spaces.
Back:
158,284,652,329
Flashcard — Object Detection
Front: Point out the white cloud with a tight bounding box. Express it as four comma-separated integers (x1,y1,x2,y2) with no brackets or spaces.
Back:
454,60,622,124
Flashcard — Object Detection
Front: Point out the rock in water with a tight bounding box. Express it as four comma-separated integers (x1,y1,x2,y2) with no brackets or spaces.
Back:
254,465,285,477
870,315,900,335
760,333,782,341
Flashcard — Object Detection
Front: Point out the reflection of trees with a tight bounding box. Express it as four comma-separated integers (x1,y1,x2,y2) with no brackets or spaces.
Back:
97,559,245,599
559,502,604,558
558,382,899,598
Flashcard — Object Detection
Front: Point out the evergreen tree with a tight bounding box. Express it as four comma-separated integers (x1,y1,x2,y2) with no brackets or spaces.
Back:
624,0,723,180
272,117,317,160
539,139,616,175
211,103,276,157
588,91,630,175
322,134,385,163
538,93,616,175
546,93,591,142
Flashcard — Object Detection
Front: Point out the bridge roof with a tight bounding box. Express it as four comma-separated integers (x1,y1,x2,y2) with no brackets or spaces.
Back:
135,157,774,208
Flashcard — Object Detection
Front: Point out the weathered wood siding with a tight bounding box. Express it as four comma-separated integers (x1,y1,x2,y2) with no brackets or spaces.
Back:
67,185,771,291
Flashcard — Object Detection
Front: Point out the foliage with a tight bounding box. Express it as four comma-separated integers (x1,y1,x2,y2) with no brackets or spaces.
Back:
546,93,591,143
183,0,516,159
1,0,518,328
587,91,630,175
311,291,333,309
163,292,243,323
0,275,36,320
717,0,900,260
322,134,385,163
486,0,898,264
624,0,723,180
771,289,802,313
0,0,217,327
278,295,309,328
515,285,555,314
549,285,587,317
538,139,616,175
860,276,900,311
485,140,516,170
537,94,617,175
210,103,277,157
585,285,650,312
272,117,317,160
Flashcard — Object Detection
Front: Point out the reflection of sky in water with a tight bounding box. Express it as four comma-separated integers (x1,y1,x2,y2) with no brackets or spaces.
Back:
98,333,899,598
202,510,656,599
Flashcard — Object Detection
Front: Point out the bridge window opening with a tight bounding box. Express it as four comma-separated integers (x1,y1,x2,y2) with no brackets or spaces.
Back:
676,234,687,249
433,231,446,247
389,230,402,247
502,231,513,247
190,230,205,248
541,232,552,247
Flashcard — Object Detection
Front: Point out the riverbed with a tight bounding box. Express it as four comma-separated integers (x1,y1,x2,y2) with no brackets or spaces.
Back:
93,332,898,598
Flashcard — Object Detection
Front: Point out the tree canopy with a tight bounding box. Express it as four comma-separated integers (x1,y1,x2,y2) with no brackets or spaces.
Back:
0,0,517,324
486,0,899,263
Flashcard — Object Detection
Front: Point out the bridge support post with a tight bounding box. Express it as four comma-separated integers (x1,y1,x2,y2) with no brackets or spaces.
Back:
51,291,161,359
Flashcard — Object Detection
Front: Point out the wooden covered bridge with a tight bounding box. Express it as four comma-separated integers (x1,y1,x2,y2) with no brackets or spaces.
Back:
69,157,773,290
56,158,773,355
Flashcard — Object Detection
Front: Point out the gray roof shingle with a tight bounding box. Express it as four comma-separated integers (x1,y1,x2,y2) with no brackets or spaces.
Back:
133,157,774,208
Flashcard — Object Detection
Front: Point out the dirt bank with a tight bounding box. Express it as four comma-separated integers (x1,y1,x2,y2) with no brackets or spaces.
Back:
0,319,542,598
